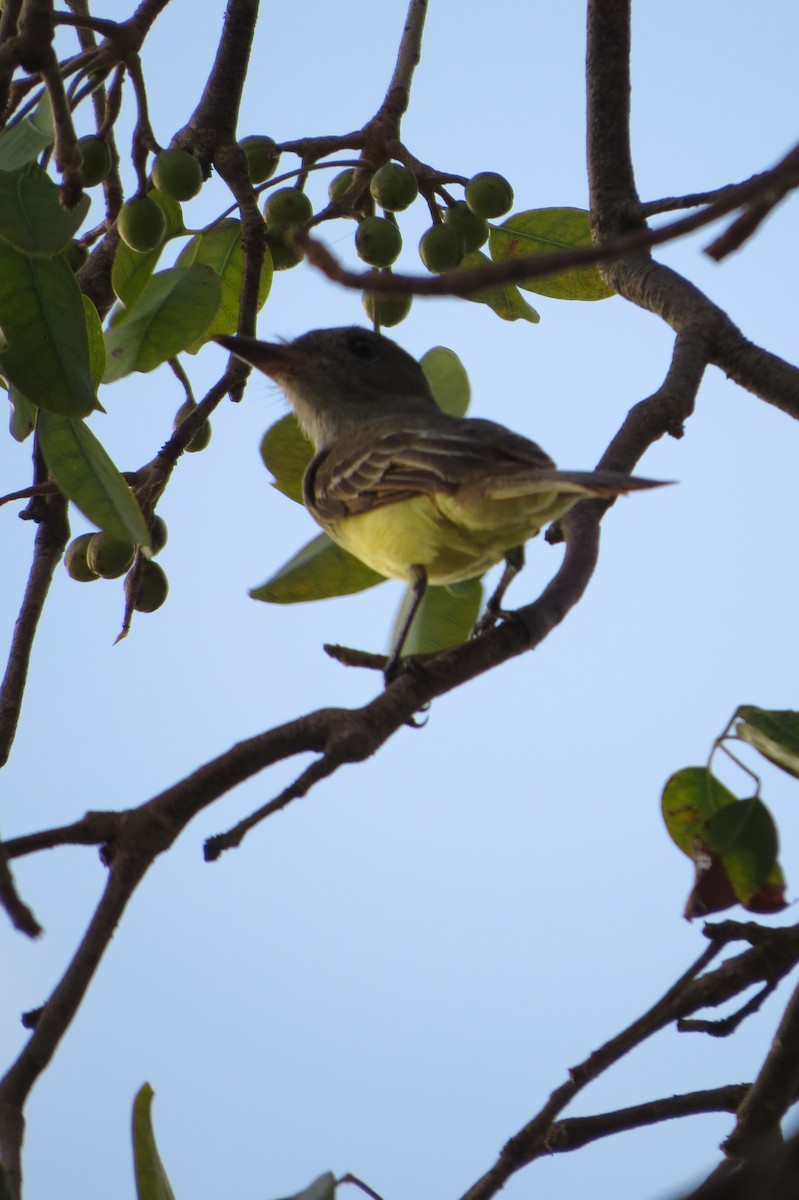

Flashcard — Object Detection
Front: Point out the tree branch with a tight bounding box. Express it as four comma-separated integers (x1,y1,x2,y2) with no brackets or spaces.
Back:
723,976,799,1160
547,1084,750,1154
458,921,799,1200
0,487,69,771
373,0,427,130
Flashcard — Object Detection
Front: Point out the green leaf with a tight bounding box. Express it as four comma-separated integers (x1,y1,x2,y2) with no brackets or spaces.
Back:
83,294,106,388
661,767,736,857
735,706,799,779
103,264,222,382
111,191,185,307
460,249,540,323
393,577,482,657
37,410,150,546
704,797,779,902
662,767,787,917
251,532,384,603
0,169,90,256
0,96,54,170
489,208,615,301
274,1174,337,1200
0,243,96,416
420,346,471,416
8,385,37,441
176,218,273,353
260,413,312,504
131,1083,176,1200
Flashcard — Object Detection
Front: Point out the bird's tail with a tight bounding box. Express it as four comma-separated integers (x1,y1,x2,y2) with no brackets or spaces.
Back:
479,469,669,501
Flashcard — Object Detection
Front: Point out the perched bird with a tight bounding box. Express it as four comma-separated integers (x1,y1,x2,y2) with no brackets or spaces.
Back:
215,327,662,676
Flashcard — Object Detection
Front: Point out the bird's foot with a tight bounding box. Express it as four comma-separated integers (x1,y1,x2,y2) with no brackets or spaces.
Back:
471,604,519,639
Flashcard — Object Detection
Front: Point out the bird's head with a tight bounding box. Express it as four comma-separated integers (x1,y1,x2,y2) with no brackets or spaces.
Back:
215,326,437,448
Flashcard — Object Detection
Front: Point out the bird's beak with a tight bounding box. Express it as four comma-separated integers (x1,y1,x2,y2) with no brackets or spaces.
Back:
213,334,310,380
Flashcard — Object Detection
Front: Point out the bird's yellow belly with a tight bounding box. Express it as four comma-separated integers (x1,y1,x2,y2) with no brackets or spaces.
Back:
324,492,580,585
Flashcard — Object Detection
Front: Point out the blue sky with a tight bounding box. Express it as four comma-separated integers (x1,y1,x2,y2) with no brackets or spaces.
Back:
2,4,799,1199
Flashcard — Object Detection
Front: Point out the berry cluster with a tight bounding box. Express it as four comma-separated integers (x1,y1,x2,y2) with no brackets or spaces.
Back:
65,519,169,613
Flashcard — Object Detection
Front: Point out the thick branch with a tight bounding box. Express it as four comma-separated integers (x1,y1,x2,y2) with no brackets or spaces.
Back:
0,851,150,1197
173,0,259,154
585,0,799,425
723,976,799,1159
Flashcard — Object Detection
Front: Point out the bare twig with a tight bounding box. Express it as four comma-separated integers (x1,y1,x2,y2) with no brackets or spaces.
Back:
0,487,69,770
706,139,799,261
547,1084,750,1153
0,847,41,938
640,171,772,218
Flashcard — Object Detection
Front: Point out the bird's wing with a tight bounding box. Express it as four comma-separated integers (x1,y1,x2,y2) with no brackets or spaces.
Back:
305,418,557,521
305,417,663,522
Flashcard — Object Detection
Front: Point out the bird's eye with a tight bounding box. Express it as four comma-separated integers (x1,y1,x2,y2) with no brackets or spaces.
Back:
346,334,379,360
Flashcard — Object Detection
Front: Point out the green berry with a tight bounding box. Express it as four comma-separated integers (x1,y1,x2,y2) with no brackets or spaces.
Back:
117,196,167,252
355,216,402,267
362,289,412,328
65,533,100,582
419,223,465,272
174,399,212,452
132,560,169,613
328,168,356,202
443,201,489,252
464,171,514,219
77,135,112,187
63,239,89,272
86,532,135,579
264,187,313,225
239,135,279,185
369,162,418,212
152,149,203,201
149,515,168,556
265,223,304,270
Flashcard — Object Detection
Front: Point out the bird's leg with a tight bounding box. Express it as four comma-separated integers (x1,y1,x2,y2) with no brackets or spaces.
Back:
472,546,525,638
384,565,428,683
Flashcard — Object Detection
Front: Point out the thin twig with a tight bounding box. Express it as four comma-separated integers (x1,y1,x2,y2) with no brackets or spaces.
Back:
0,847,41,938
706,139,799,261
0,488,69,769
547,1084,750,1153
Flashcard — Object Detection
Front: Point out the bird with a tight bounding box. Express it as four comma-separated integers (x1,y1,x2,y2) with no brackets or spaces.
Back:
215,326,663,677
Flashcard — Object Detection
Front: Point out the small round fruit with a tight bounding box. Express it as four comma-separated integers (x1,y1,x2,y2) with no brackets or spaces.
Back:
152,149,203,201
419,223,465,272
239,135,279,185
149,515,168,556
265,223,304,270
355,216,402,267
264,187,313,225
117,196,167,252
65,533,99,582
63,239,89,272
174,400,212,452
464,171,514,219
86,532,135,579
369,162,418,212
133,560,169,613
362,289,412,328
443,201,489,252
77,135,112,187
328,168,356,202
